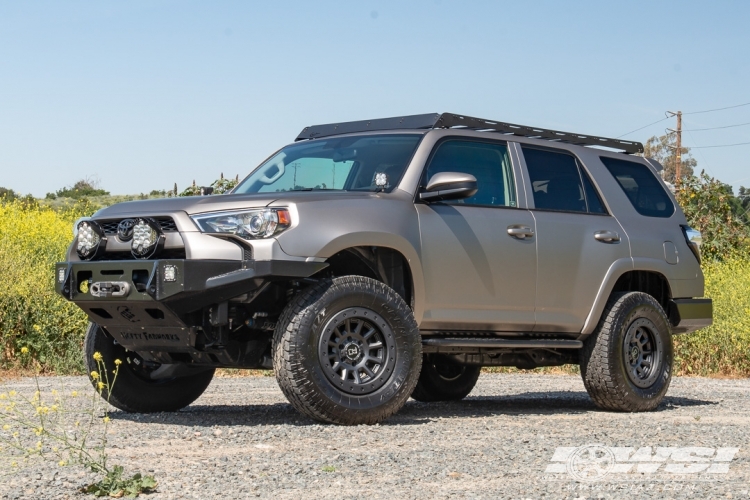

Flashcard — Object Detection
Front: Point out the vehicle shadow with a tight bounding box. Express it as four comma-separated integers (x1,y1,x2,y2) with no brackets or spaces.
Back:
110,391,717,427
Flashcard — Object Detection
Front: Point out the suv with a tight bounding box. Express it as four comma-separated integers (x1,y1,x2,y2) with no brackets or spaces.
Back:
56,113,712,425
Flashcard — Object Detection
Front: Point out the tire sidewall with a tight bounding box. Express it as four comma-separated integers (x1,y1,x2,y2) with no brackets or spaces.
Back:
609,297,673,405
287,278,420,414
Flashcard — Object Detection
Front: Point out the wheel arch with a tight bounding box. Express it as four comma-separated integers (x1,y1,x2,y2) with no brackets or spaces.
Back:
318,245,417,313
581,258,674,336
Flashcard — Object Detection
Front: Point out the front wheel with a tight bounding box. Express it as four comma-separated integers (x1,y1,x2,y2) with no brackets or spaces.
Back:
411,355,481,402
273,276,422,425
580,292,673,412
84,323,215,413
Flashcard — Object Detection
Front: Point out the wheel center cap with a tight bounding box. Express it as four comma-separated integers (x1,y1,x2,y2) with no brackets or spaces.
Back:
631,346,640,359
342,342,362,362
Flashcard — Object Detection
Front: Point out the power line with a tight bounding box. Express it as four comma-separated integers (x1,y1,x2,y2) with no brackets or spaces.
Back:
616,116,670,138
691,141,750,149
683,101,750,115
683,121,750,132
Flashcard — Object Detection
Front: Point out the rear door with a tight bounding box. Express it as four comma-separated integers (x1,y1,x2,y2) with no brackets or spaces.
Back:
517,145,631,333
416,138,537,332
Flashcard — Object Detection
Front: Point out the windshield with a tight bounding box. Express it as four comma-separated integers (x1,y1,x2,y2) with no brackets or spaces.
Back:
234,134,423,194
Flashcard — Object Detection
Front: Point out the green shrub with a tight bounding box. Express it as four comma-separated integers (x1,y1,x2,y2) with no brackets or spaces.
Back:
674,256,750,376
0,200,93,373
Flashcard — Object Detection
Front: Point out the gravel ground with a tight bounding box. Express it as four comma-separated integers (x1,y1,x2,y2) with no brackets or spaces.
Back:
1,373,749,499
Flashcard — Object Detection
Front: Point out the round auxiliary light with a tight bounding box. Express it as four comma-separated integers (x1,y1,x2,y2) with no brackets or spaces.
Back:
131,218,164,259
76,220,106,260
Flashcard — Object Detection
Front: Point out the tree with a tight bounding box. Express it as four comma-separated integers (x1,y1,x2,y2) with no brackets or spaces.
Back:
55,178,109,199
642,134,696,184
676,171,749,260
0,187,19,201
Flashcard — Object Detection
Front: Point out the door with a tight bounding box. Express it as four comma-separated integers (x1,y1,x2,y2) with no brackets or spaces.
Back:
416,139,537,332
519,146,631,333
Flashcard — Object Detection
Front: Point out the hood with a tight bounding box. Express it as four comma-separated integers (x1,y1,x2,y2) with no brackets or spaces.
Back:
93,193,279,218
92,190,394,218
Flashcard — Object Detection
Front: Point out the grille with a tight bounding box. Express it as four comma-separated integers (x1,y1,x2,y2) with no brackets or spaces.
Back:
97,217,178,235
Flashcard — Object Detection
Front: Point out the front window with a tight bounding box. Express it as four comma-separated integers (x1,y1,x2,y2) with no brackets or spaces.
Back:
234,134,423,194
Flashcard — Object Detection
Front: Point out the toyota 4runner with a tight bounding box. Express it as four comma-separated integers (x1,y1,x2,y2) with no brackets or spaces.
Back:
56,113,713,425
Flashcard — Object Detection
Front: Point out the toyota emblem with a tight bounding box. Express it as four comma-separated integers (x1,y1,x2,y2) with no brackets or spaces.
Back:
117,219,136,241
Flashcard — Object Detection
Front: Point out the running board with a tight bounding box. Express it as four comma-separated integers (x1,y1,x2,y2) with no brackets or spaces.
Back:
422,338,583,350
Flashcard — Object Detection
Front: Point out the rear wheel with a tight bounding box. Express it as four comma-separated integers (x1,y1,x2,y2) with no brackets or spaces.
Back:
411,355,481,402
84,322,215,413
580,292,673,412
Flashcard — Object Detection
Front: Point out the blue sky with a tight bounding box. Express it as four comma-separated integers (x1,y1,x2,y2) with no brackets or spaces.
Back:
1,1,749,197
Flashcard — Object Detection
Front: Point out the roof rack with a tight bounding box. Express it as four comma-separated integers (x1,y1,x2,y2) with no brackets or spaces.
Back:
295,112,644,154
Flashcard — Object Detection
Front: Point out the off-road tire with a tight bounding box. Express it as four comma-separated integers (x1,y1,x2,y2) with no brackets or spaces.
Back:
273,276,422,425
580,292,673,412
411,355,481,402
84,322,215,413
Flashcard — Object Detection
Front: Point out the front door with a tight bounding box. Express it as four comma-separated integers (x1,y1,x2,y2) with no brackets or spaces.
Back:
416,139,537,332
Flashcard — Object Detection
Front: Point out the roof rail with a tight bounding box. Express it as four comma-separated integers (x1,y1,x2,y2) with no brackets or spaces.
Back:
296,112,644,154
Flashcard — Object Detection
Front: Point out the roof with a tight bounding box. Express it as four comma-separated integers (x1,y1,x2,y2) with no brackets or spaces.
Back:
295,112,644,154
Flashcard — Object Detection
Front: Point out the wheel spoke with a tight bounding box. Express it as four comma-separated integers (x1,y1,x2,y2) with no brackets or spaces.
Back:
340,368,348,381
354,320,364,336
362,328,376,340
368,341,383,349
352,369,362,384
362,366,376,379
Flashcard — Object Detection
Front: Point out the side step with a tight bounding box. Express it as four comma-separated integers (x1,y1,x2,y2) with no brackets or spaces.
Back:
422,338,583,350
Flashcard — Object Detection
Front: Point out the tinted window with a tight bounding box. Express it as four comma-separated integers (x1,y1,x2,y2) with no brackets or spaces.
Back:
522,147,589,212
581,169,607,214
600,157,675,218
425,140,516,207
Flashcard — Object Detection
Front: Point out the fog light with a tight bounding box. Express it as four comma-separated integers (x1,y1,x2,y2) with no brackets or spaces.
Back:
76,220,106,260
131,218,164,259
163,264,177,282
57,268,65,283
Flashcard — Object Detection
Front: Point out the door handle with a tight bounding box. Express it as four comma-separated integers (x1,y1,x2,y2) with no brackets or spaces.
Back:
594,230,620,243
507,225,534,239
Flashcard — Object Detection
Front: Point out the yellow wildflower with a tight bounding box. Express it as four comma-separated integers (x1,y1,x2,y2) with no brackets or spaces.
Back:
33,325,40,332
20,347,29,354
90,371,99,380
50,404,58,412
8,390,16,397
103,416,110,424
2,424,9,430
36,441,42,449
93,352,103,362
114,359,122,366
71,391,78,397
0,394,6,400
97,382,105,390
58,460,66,467
11,462,17,467
51,389,58,396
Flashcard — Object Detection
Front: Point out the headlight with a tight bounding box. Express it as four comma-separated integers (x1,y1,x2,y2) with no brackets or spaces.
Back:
191,208,291,239
76,220,107,260
131,218,165,259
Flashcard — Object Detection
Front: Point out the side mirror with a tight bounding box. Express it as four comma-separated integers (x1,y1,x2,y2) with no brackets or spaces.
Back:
420,172,478,202
200,186,214,196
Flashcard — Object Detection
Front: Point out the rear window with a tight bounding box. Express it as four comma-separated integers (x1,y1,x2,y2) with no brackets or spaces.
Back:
600,157,674,218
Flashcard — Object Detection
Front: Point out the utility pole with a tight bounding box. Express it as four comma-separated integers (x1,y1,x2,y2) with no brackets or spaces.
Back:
666,111,682,185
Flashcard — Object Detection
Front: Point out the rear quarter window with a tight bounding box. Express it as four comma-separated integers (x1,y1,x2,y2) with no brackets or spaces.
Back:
599,157,675,218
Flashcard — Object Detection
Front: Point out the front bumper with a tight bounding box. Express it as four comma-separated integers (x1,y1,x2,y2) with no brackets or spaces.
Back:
669,298,713,334
55,258,327,346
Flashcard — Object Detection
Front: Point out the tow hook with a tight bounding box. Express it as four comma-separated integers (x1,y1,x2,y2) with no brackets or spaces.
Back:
90,281,131,298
